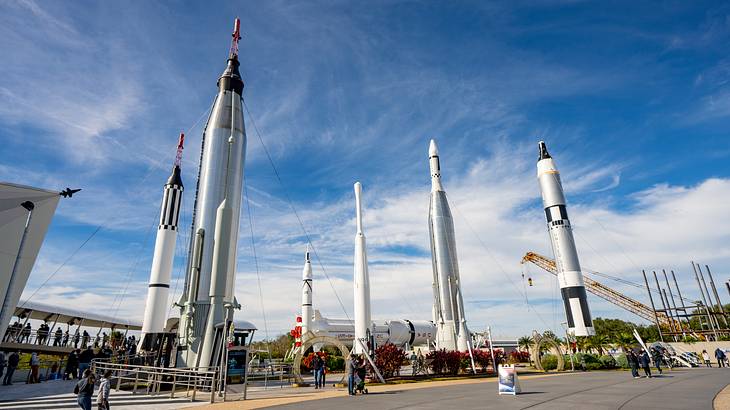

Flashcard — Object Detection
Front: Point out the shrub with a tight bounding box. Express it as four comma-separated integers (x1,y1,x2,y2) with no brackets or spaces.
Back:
541,354,558,370
326,355,345,371
426,349,465,375
472,349,492,373
599,355,617,369
615,354,629,369
444,351,462,375
373,343,407,379
509,351,530,364
585,362,603,371
427,349,448,374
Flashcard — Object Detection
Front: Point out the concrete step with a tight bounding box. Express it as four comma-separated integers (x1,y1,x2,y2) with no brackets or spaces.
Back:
0,394,200,409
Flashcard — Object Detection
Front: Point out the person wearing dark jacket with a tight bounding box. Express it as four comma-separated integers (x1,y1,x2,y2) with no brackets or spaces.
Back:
74,369,95,410
640,350,652,378
3,351,20,385
650,347,663,375
79,347,94,375
626,350,639,379
311,354,323,389
65,350,79,380
715,348,726,368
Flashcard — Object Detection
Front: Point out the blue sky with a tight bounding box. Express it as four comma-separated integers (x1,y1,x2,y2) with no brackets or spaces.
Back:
2,0,730,339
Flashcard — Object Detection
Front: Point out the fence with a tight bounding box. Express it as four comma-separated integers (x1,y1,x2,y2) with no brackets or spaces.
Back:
91,358,220,404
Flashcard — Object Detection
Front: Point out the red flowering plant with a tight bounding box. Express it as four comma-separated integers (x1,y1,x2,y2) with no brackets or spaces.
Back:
373,343,407,379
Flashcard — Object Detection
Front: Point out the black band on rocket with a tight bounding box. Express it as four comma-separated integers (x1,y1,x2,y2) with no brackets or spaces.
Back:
560,286,591,328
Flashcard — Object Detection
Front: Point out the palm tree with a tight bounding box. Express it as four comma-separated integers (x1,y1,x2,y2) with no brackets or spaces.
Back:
575,336,588,353
614,332,635,352
518,336,533,365
586,334,610,355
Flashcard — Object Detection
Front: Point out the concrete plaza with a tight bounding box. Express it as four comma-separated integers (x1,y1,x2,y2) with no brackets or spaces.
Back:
206,367,730,410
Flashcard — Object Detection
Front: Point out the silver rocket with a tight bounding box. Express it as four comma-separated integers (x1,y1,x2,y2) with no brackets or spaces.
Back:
537,141,594,336
427,139,470,352
140,133,185,350
353,182,372,354
178,18,247,368
301,246,313,339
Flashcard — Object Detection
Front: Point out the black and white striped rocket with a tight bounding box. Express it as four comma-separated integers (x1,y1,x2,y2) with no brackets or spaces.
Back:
537,141,594,336
301,246,313,338
428,139,470,352
140,133,185,350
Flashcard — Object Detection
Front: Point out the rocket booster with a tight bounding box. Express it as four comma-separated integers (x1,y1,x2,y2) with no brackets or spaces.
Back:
537,141,594,336
428,139,470,352
301,247,313,338
140,134,185,349
353,182,372,354
179,18,247,368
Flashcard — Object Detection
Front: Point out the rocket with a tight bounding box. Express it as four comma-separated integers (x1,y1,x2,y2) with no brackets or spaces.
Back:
178,18,247,367
353,182,372,354
427,139,470,352
139,133,185,351
537,141,594,336
301,246,313,339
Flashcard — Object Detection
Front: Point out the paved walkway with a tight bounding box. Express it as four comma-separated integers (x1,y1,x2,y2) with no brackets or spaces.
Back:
199,368,730,410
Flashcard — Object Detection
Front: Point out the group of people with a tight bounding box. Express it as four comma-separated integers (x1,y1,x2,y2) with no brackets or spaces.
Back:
3,322,137,353
347,354,369,396
0,351,41,385
625,347,664,378
701,348,728,367
73,369,112,410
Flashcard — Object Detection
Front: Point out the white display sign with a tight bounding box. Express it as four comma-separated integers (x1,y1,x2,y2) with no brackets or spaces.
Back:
498,364,521,395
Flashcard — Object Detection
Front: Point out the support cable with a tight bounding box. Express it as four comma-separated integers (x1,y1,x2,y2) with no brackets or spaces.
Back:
244,183,271,360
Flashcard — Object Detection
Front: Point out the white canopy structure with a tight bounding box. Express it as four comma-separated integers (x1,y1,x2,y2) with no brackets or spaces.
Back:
0,182,61,341
12,299,142,330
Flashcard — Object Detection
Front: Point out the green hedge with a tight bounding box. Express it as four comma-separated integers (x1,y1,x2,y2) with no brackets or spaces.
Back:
541,354,558,370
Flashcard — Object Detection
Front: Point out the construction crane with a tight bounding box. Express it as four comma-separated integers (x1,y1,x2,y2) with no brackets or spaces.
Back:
521,252,670,326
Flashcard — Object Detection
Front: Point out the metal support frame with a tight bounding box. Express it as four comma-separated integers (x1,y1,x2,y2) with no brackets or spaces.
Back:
642,270,664,342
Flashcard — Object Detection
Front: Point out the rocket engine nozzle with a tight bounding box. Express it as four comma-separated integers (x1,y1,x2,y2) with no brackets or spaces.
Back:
538,140,551,161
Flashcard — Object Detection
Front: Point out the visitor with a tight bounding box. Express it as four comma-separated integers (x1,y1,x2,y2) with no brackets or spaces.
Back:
65,350,79,380
74,369,95,410
715,348,726,368
702,350,711,367
28,352,40,383
81,331,90,349
639,350,651,378
54,328,63,346
21,323,31,343
627,350,639,379
650,347,663,375
63,329,70,347
37,323,49,345
3,351,20,385
97,370,112,410
79,347,94,375
347,354,357,396
311,354,323,389
73,330,80,349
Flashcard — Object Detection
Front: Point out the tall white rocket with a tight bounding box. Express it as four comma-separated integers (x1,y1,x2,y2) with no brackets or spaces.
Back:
353,182,371,354
140,133,185,350
537,141,594,336
301,246,313,338
178,18,247,368
428,139,470,352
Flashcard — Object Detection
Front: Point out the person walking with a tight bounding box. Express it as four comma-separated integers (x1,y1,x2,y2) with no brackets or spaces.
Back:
702,350,711,367
3,351,20,385
311,354,323,389
28,352,40,383
715,348,726,368
21,323,31,343
627,350,639,379
74,369,95,410
650,347,663,375
97,370,112,410
347,354,357,396
640,350,652,378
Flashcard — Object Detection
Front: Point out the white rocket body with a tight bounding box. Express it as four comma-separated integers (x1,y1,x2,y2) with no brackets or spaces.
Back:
140,164,183,350
301,248,313,338
353,182,372,354
427,140,470,352
537,141,594,336
178,21,247,368
308,311,435,349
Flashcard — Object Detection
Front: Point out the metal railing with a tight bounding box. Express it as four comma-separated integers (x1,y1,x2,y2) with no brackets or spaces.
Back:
91,358,220,404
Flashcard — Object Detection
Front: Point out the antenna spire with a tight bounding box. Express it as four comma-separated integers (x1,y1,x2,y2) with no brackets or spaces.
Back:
174,132,185,167
230,17,241,59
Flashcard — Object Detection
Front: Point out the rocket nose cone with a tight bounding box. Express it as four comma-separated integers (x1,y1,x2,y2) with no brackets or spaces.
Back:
538,140,551,161
429,139,439,157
